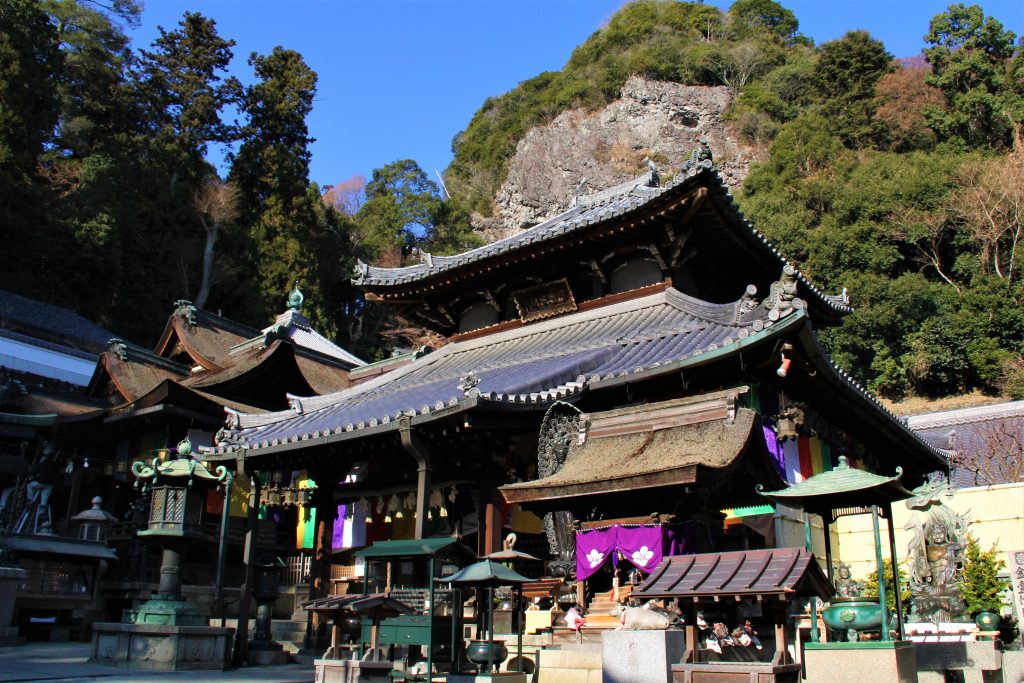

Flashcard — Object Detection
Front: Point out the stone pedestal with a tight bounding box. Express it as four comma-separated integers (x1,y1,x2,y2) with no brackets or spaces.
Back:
446,674,529,683
0,566,26,646
804,641,917,683
603,630,686,683
314,657,394,683
89,622,234,671
914,640,1003,683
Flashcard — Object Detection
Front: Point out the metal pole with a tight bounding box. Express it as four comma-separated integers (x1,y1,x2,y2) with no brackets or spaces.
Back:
885,503,905,640
215,471,233,628
871,505,890,642
487,586,494,674
427,556,434,681
822,516,834,585
516,585,522,672
805,511,818,643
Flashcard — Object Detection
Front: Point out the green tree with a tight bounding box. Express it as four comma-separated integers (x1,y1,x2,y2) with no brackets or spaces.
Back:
728,0,799,43
133,12,240,190
354,160,442,262
229,46,351,332
863,558,912,616
814,30,893,147
924,3,1018,149
959,535,1009,615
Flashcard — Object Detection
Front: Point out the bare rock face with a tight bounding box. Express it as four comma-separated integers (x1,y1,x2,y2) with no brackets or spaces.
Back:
481,77,758,239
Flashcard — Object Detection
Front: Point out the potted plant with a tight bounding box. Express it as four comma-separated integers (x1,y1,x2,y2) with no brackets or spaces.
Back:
959,536,1009,631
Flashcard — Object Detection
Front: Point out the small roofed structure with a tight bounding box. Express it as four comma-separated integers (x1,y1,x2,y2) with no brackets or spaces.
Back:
301,593,412,660
758,456,914,642
443,559,534,677
634,547,832,683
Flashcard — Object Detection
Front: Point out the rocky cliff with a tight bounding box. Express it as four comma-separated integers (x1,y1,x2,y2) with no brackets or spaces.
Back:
475,77,759,241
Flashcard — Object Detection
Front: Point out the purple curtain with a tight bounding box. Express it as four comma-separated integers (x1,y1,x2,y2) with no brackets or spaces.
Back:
616,525,665,574
575,527,618,581
763,425,785,475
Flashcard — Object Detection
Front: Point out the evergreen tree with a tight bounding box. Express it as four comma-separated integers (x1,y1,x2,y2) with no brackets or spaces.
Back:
229,47,350,332
814,30,893,147
0,0,62,298
133,12,240,189
959,536,1009,615
924,3,1018,150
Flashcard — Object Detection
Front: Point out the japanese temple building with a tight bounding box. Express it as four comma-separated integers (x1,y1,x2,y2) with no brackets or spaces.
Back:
206,158,948,617
0,294,366,637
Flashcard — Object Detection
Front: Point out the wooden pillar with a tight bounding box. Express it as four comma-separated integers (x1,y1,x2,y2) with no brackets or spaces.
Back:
234,468,261,666
305,485,335,650
871,505,891,642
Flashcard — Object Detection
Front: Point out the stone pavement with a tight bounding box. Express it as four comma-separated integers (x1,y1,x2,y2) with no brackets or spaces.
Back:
0,642,314,683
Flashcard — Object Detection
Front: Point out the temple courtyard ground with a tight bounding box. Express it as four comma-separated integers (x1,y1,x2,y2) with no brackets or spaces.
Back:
0,642,313,683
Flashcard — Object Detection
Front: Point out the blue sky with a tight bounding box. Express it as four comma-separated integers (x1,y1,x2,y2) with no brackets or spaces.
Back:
129,0,1024,191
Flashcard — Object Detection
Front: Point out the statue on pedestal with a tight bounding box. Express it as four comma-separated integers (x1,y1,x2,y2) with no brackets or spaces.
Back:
904,480,969,623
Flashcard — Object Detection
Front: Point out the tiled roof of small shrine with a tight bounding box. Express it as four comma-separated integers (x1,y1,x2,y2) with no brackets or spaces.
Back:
210,285,800,454
353,167,852,316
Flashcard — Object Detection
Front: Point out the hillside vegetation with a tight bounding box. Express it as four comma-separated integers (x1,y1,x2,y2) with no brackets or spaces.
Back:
443,0,1024,401
1,0,1022,398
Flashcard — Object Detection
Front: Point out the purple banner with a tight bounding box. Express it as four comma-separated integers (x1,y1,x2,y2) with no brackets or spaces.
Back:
616,524,665,574
763,425,785,475
575,527,617,581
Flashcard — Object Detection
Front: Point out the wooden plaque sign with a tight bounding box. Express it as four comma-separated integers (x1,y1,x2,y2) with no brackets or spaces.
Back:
511,278,577,323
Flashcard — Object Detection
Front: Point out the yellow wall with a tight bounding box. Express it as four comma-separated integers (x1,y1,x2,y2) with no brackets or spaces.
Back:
829,482,1024,582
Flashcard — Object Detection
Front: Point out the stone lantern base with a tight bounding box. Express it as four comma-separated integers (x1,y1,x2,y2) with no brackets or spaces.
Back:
89,622,234,671
123,596,206,626
0,566,26,645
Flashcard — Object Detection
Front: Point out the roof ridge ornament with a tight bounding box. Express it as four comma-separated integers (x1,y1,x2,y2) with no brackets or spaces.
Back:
762,265,805,321
287,281,304,311
107,337,128,361
173,300,198,327
458,371,481,397
681,137,713,175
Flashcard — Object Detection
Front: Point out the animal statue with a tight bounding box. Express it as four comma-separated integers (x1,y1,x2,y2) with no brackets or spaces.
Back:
611,604,672,630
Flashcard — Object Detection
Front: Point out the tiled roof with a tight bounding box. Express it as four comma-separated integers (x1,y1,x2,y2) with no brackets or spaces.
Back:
211,286,799,454
634,547,833,600
352,167,852,317
906,401,1024,487
0,289,116,354
259,309,365,368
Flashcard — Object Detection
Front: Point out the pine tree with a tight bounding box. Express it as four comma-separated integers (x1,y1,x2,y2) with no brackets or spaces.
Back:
959,535,1009,616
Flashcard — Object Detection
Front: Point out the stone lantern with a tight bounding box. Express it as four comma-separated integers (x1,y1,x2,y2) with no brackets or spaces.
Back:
89,437,235,672
127,437,227,625
249,553,288,665
71,496,118,541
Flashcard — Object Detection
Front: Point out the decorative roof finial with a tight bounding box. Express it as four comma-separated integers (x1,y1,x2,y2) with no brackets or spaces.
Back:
681,137,713,175
287,281,304,311
176,435,192,458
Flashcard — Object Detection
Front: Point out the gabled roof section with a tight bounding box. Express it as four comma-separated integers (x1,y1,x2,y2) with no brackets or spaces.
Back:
352,166,852,320
231,308,365,369
154,300,259,370
87,340,190,403
209,284,802,455
0,289,115,354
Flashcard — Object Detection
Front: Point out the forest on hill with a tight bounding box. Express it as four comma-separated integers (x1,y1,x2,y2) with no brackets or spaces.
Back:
2,0,1022,402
